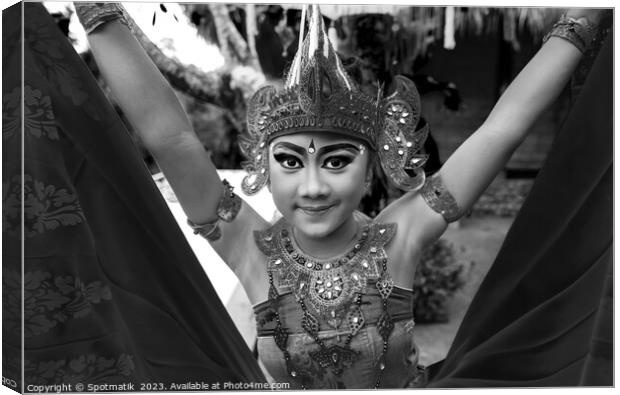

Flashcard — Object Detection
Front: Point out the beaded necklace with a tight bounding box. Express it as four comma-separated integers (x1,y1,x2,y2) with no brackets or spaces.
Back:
254,217,397,389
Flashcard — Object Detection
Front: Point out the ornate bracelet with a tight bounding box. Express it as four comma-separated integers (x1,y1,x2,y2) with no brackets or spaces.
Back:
543,14,596,54
420,173,460,223
187,219,222,241
187,179,242,242
73,2,130,34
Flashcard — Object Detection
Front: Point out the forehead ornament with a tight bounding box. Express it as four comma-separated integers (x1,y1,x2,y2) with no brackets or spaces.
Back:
308,139,316,154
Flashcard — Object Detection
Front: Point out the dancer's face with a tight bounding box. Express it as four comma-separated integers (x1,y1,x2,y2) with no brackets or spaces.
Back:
269,133,370,240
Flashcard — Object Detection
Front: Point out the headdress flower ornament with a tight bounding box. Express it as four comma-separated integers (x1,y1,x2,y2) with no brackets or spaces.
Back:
240,4,429,195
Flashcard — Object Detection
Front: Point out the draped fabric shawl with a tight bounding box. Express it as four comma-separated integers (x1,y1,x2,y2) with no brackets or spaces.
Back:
2,3,264,388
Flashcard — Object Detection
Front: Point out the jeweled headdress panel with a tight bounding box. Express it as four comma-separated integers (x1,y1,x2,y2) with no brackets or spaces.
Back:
241,5,429,195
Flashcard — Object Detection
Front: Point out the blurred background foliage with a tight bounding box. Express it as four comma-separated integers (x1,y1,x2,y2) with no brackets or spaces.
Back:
414,240,468,323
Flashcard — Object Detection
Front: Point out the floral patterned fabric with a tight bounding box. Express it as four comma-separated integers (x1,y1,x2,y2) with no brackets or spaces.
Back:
2,3,264,389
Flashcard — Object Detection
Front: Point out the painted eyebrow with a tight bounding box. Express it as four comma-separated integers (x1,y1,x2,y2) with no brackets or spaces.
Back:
316,143,360,156
271,142,360,157
272,142,306,156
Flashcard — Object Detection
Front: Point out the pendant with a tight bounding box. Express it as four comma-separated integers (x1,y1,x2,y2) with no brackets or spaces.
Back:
346,305,365,336
302,311,319,336
310,345,359,376
274,325,289,351
376,275,394,300
376,311,395,341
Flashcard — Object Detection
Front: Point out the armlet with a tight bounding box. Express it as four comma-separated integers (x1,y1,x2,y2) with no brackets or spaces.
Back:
420,173,460,223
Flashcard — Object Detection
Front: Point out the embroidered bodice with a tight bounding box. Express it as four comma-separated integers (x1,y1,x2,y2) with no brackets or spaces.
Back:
252,216,423,389
254,216,396,322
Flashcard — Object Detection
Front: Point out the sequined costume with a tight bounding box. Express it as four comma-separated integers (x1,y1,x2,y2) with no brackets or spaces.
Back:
252,214,425,389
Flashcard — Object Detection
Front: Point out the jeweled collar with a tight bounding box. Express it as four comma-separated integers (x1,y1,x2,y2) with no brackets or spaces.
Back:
254,216,396,320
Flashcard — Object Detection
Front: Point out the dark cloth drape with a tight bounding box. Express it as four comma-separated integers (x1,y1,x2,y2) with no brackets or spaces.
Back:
3,3,264,388
428,34,613,387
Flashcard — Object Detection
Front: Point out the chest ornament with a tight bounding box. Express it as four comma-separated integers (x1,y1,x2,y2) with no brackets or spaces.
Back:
256,221,394,320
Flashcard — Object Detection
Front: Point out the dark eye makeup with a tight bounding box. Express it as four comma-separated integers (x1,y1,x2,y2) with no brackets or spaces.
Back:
272,143,359,171
323,155,354,170
273,153,303,169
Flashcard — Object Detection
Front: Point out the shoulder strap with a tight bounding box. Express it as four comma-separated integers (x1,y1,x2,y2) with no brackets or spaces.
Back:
368,221,397,247
253,217,286,257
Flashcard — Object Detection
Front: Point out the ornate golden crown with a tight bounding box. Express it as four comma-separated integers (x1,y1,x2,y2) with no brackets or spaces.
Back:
241,5,429,195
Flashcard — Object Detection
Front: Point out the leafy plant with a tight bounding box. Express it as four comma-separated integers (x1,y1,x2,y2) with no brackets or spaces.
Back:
413,239,466,323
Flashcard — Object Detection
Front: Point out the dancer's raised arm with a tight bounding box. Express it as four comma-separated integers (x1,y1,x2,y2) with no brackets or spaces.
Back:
379,9,602,249
403,10,600,236
78,7,224,226
442,11,599,208
75,5,268,289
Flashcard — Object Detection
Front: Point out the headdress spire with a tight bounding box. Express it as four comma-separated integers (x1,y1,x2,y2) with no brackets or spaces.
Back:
286,5,351,91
